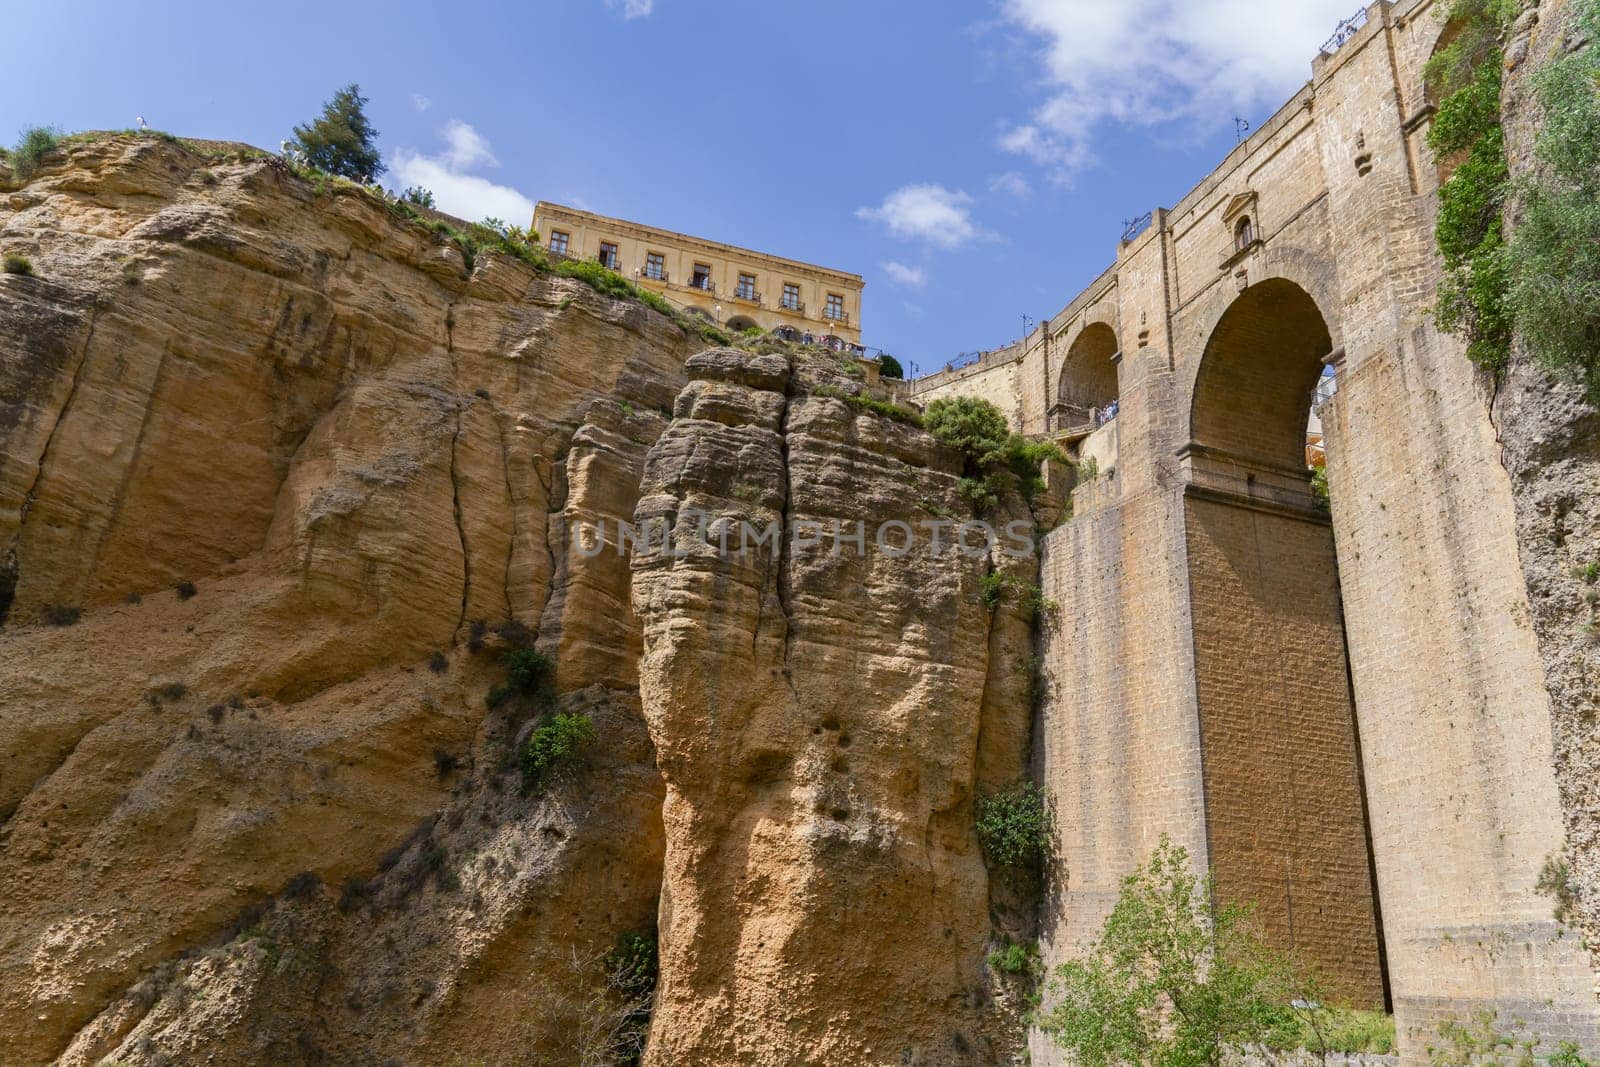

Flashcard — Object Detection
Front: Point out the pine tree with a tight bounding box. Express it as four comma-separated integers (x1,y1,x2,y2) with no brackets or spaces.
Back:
290,84,384,182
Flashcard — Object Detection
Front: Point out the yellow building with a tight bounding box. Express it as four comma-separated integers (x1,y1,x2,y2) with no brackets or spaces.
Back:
532,202,864,344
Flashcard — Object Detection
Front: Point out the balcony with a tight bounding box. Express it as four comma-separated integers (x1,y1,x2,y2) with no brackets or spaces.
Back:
640,266,668,283
686,277,716,293
779,299,805,315
598,255,621,271
732,288,762,304
823,308,850,325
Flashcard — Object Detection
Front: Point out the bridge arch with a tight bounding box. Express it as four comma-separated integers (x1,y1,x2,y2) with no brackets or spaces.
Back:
1188,277,1332,475
1055,321,1119,425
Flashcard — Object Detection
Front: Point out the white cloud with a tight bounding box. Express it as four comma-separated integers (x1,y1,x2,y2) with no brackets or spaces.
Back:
856,184,987,249
997,0,1354,176
883,261,927,288
988,170,1032,198
440,119,497,170
390,121,533,225
605,0,654,17
412,94,432,112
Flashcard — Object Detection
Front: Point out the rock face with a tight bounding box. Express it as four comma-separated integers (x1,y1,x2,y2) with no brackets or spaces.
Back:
0,135,688,1063
1495,0,1600,961
630,347,1038,1064
0,139,1040,1063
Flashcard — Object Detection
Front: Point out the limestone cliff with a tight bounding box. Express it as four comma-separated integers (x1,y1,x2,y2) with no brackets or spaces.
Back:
0,136,1040,1064
1496,0,1600,961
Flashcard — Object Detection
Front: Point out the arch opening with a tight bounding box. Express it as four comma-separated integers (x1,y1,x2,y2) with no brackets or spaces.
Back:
1189,278,1331,478
725,315,760,334
1182,277,1390,1013
1053,321,1120,432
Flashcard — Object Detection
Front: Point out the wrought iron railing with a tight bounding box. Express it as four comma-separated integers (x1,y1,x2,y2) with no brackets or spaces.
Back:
1121,212,1153,243
641,265,668,282
1320,8,1368,55
687,277,715,292
823,308,850,324
733,287,761,303
780,299,805,313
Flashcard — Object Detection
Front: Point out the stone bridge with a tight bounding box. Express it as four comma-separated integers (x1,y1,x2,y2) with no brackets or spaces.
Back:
906,0,1600,1059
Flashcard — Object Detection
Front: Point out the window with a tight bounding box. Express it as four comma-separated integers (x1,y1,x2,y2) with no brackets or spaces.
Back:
824,293,845,320
644,252,666,281
781,282,802,311
599,241,619,270
736,273,758,300
549,230,570,255
1234,216,1254,251
691,263,713,291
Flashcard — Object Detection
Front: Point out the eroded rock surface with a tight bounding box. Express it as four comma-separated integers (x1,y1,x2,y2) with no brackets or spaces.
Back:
630,347,1038,1064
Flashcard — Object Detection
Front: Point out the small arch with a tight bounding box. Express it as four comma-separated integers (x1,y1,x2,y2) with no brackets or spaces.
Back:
726,315,760,333
771,325,800,342
1235,215,1255,251
683,306,714,321
1054,321,1120,431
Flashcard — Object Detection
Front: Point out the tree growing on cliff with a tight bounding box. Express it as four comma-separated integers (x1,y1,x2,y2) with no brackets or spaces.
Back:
1040,836,1299,1067
290,84,384,182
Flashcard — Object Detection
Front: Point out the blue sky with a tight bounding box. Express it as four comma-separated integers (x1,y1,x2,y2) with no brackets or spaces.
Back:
7,0,1355,374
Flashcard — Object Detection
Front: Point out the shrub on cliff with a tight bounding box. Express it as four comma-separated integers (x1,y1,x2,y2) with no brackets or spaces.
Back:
975,780,1050,871
401,185,434,208
925,396,1067,505
2,253,33,276
519,711,595,793
7,125,61,181
290,84,384,183
1503,0,1600,398
1040,835,1299,1067
878,353,905,379
487,646,555,709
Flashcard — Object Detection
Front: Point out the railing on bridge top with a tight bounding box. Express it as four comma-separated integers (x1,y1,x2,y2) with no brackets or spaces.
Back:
1320,8,1369,55
1121,212,1153,243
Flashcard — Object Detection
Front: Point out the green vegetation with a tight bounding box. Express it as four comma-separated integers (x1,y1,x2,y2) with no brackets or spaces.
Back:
924,396,1068,508
1310,463,1330,512
877,352,905,379
1503,0,1600,397
600,931,659,1065
1427,0,1518,371
1536,854,1577,925
6,125,61,181
1271,1005,1397,1057
1041,835,1300,1067
1427,1010,1593,1066
400,185,434,207
519,711,595,793
987,937,1041,977
486,646,554,709
975,780,1051,872
979,571,1056,620
811,383,923,426
2,253,32,276
290,83,384,182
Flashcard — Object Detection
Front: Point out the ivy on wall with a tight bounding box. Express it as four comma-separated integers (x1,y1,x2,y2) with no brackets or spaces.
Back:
1427,0,1519,372
1430,0,1600,396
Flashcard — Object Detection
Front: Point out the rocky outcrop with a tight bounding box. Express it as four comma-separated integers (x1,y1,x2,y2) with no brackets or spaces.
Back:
0,135,688,1063
1495,0,1600,962
630,346,1039,1064
0,138,1045,1064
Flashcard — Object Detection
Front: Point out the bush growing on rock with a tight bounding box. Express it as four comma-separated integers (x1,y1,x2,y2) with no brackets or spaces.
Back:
7,125,61,181
2,253,33,276
924,396,1067,505
975,780,1050,872
519,712,595,793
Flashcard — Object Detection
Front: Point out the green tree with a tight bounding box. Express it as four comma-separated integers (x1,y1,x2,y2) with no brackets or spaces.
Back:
401,185,435,208
1041,836,1298,1067
290,84,384,182
878,353,905,379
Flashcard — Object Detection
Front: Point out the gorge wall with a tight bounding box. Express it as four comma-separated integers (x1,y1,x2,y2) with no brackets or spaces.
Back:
0,136,1040,1064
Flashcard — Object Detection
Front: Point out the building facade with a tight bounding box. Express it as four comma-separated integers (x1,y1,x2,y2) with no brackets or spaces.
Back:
532,202,863,344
